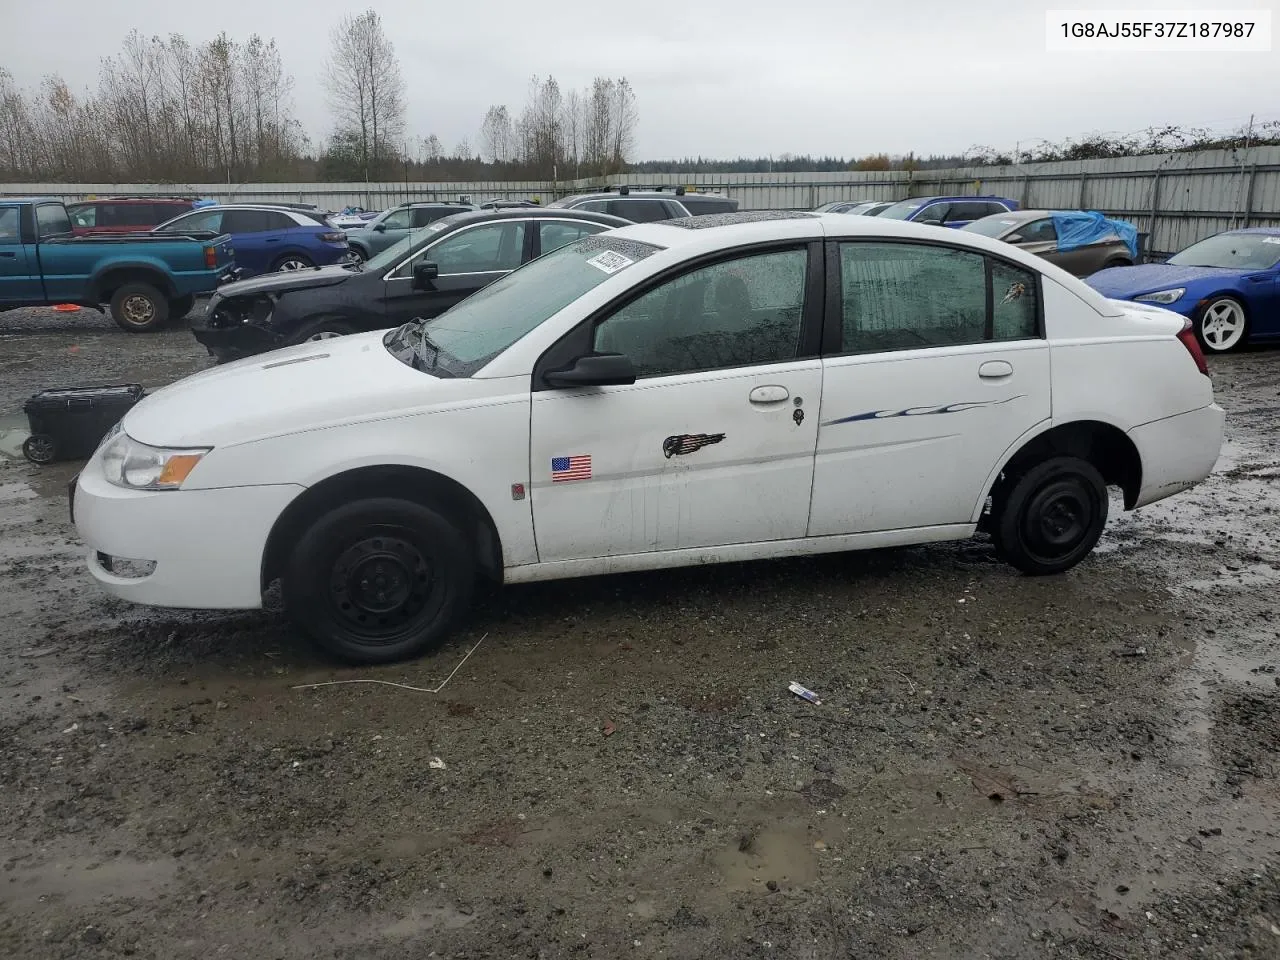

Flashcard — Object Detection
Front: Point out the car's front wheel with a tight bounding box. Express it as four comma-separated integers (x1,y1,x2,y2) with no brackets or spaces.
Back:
283,497,475,664
1196,296,1248,353
288,318,355,345
993,456,1108,575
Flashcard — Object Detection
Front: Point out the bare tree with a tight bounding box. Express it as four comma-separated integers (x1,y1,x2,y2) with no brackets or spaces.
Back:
323,8,405,182
479,105,513,163
609,78,638,171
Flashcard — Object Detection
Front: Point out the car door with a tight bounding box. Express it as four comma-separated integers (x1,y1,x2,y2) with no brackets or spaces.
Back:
380,219,529,324
221,209,276,275
1006,217,1063,267
911,202,950,226
528,243,824,562
810,238,1050,537
535,219,610,257
0,204,40,302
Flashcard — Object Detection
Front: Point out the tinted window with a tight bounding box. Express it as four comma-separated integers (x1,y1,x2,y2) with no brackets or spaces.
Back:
222,210,274,233
35,204,71,237
419,221,526,275
382,208,413,230
152,203,190,223
159,209,224,233
679,196,737,215
101,203,158,227
839,242,1040,353
606,199,671,223
945,202,989,223
991,261,1039,341
540,220,606,255
264,211,295,230
68,204,97,228
592,247,808,378
0,207,20,242
574,199,610,214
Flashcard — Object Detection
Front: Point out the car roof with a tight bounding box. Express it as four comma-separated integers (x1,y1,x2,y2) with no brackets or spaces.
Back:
432,208,633,229
1224,226,1280,236
73,196,194,203
0,196,59,204
911,195,1016,203
557,192,684,203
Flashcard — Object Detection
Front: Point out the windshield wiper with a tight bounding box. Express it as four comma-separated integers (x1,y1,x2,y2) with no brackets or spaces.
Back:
416,324,442,371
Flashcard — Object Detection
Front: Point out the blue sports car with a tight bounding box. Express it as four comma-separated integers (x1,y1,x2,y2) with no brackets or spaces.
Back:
1086,228,1280,353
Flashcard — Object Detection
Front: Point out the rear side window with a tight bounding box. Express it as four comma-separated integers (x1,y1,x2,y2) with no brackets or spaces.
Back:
573,199,610,214
1018,219,1057,243
607,199,670,223
837,241,1039,353
265,211,296,230
986,202,1012,216
222,210,273,233
35,204,72,237
946,202,989,223
680,197,737,216
101,203,158,228
0,207,20,242
411,207,453,228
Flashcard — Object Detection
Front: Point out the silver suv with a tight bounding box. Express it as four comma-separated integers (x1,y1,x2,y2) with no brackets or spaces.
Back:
546,186,737,223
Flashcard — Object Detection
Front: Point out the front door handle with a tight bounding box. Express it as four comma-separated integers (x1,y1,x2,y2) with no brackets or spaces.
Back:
979,361,1013,379
749,385,790,404
0,251,16,258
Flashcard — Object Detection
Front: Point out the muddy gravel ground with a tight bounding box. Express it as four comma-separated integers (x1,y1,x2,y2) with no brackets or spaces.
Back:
3,306,1280,959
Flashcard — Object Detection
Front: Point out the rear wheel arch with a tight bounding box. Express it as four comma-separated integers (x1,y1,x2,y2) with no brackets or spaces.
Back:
260,464,504,595
981,420,1142,524
93,266,175,303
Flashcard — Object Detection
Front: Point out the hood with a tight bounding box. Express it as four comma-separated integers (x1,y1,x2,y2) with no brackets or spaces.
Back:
125,331,455,448
1086,262,1245,298
215,264,355,299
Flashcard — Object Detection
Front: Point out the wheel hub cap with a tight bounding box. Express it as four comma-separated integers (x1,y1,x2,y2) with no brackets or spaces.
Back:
330,536,430,633
123,296,154,323
1202,302,1243,349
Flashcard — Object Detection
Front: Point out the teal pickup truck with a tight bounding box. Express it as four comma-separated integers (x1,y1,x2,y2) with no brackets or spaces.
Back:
0,197,236,332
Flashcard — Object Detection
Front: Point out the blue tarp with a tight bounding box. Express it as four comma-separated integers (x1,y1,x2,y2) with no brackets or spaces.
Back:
1052,210,1139,260
192,198,218,209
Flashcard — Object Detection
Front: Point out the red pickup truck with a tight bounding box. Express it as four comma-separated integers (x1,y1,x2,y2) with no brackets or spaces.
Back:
66,197,198,236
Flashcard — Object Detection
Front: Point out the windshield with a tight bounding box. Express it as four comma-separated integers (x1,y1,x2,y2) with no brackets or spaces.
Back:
1168,233,1280,270
384,235,662,377
877,198,927,220
962,214,1022,238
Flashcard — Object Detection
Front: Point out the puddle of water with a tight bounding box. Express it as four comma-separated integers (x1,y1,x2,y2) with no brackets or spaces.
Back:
5,856,179,909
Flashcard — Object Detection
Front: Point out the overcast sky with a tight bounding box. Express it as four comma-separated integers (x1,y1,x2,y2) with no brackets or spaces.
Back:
5,0,1277,159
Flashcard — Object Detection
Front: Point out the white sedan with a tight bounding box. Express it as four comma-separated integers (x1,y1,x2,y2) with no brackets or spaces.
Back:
72,212,1224,663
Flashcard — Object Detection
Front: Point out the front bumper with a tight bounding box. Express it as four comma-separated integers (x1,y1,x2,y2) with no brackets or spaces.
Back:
73,455,303,609
189,305,285,362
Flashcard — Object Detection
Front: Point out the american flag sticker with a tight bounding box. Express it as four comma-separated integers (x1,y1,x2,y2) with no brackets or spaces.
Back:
551,455,592,482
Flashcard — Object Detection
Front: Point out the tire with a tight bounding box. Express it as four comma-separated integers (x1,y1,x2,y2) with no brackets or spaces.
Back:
347,245,367,262
287,318,356,346
109,282,170,332
283,497,475,664
22,434,57,464
993,456,1108,576
1196,296,1248,353
273,254,314,272
170,294,196,319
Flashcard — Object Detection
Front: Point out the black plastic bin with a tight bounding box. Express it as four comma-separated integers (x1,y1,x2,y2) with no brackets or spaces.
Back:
22,384,146,465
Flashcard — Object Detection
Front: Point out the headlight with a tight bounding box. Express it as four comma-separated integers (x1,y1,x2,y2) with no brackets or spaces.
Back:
100,432,210,490
1134,288,1186,305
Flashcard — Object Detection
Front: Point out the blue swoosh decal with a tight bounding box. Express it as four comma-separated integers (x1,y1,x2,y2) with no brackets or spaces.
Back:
822,395,1025,427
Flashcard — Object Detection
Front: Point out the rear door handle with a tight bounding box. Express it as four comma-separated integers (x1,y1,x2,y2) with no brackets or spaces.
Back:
979,361,1013,379
749,385,790,404
0,252,15,258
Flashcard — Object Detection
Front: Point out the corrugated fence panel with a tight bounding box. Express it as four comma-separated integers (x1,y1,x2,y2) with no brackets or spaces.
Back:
5,147,1280,256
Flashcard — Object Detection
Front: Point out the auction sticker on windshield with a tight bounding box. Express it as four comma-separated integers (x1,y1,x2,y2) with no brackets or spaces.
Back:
586,250,634,274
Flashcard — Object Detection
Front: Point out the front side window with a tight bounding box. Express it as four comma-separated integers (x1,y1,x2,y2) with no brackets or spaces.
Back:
540,220,606,255
159,209,223,234
381,208,413,230
912,202,950,224
838,241,1038,353
35,204,72,237
573,199,610,214
68,204,97,228
417,221,526,275
592,247,808,377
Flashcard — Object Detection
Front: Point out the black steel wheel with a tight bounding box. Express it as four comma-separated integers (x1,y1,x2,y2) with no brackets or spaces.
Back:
994,456,1108,575
22,434,57,465
283,497,475,664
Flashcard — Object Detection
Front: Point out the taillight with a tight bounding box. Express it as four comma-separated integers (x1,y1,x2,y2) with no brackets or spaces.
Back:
320,231,347,243
204,245,217,268
1176,317,1209,377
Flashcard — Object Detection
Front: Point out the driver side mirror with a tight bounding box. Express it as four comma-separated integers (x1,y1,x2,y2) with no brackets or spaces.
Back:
373,222,387,233
545,353,637,388
1005,233,1024,243
412,261,439,290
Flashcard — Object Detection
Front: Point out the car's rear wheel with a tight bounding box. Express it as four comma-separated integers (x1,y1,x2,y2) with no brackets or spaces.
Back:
110,282,170,332
288,318,356,345
283,497,475,664
993,456,1108,575
347,246,367,262
274,254,314,272
1196,296,1248,353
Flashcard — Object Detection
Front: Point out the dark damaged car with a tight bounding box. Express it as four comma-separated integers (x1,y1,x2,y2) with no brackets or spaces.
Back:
191,208,630,362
